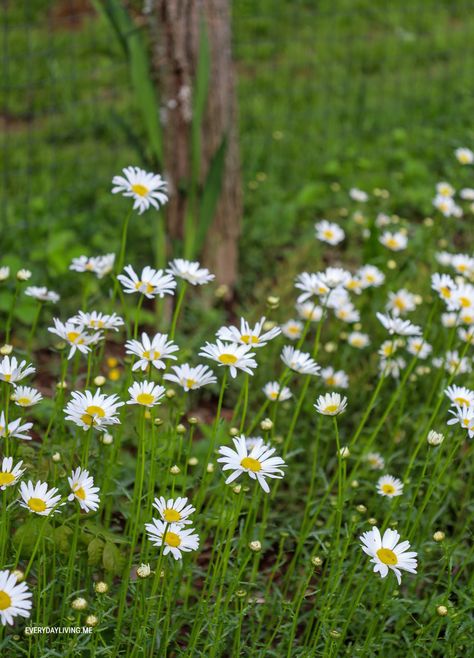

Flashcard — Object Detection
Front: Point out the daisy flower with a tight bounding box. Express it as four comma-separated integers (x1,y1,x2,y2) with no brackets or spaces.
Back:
125,332,179,372
199,341,257,378
451,254,474,278
0,457,25,490
295,272,329,302
314,392,347,416
349,187,368,202
0,570,33,626
263,381,292,402
70,254,115,278
386,289,417,316
433,194,458,217
376,312,421,336
431,273,456,302
296,302,323,322
167,259,214,285
359,526,417,584
281,346,320,376
24,286,60,303
321,367,349,388
0,356,35,384
69,311,124,332
152,496,195,525
145,519,199,560
0,266,10,281
455,147,474,165
406,337,432,359
64,390,124,431
315,220,345,245
245,436,268,451
0,413,33,441
436,350,472,376
447,405,474,437
445,385,474,408
460,187,474,200
379,231,408,251
357,265,385,288
318,267,352,290
19,480,62,516
112,166,168,214
11,386,43,408
347,331,370,348
163,364,217,391
365,452,385,470
48,319,100,360
376,475,404,498
436,182,455,198
217,317,281,348
380,356,406,379
68,467,100,512
334,303,360,323
127,381,166,407
281,319,303,340
117,265,176,299
217,435,286,493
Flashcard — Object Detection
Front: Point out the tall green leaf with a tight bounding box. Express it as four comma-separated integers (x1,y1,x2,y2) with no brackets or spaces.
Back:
196,136,228,255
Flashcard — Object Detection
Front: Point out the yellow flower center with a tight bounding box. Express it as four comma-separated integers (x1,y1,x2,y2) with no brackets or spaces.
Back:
0,472,15,486
326,377,335,386
386,238,399,249
459,297,471,308
16,397,31,406
90,320,105,328
241,335,259,345
240,456,262,472
66,331,81,343
186,379,196,389
81,405,106,426
270,391,279,400
0,590,12,611
325,404,339,413
131,183,149,197
457,264,467,272
135,281,155,294
163,508,181,523
164,531,181,547
381,483,396,495
440,286,451,298
28,497,47,513
366,275,375,283
136,393,155,406
454,397,469,406
323,229,334,239
74,486,86,500
376,548,398,565
288,326,300,335
394,299,406,310
218,353,238,365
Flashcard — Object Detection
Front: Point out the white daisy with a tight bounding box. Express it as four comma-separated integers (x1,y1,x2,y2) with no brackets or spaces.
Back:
263,381,292,402
217,434,286,493
152,496,195,525
318,267,352,290
0,266,10,281
112,166,168,214
217,317,281,348
365,452,385,470
127,381,166,407
64,389,124,431
11,386,43,408
406,337,432,359
386,289,417,316
0,457,25,490
167,259,214,285
445,385,474,408
145,519,199,560
315,219,345,245
295,272,330,302
199,340,257,378
163,364,217,391
320,367,349,388
376,475,404,498
357,265,385,288
452,254,474,278
379,231,408,251
48,319,101,360
245,436,268,451
447,405,474,437
0,356,35,384
117,265,176,299
68,467,100,512
296,302,323,322
436,182,455,198
314,392,347,416
281,319,304,340
431,273,456,302
359,526,417,584
349,187,368,202
455,147,474,165
0,413,33,441
19,480,62,516
69,311,124,332
24,286,60,303
376,312,421,336
125,332,179,372
281,346,320,376
0,570,32,626
70,254,115,278
347,331,370,348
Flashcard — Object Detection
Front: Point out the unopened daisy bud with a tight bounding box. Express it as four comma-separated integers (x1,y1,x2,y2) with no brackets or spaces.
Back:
387,260,397,270
263,320,277,332
144,410,152,420
215,283,230,299
427,430,444,446
102,432,113,445
353,323,362,331
154,418,163,426
351,480,359,488
85,615,99,627
260,418,273,431
170,465,180,475
166,388,176,399
94,375,106,386
12,569,25,583
137,563,151,579
249,540,261,552
324,341,337,353
232,484,242,494
0,344,13,355
52,452,61,463
438,238,448,248
188,416,199,425
424,217,434,227
437,605,448,617
266,295,280,310
94,581,108,594
71,597,88,611
188,457,198,466
17,269,32,281
338,446,350,459
311,556,323,567
176,424,186,435
356,504,367,513
433,531,445,542
329,630,341,638
229,427,239,437
368,517,377,525
56,380,68,389
236,589,247,597
206,463,214,473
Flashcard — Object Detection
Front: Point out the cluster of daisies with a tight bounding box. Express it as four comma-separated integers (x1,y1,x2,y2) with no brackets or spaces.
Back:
432,147,474,217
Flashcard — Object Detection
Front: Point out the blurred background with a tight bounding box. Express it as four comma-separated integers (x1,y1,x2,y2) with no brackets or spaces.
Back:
2,0,474,301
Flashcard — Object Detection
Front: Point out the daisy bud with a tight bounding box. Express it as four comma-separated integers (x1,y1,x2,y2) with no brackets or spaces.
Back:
368,517,377,525
311,556,323,567
13,569,25,582
427,430,444,446
266,295,280,310
351,480,359,488
71,597,88,611
338,446,350,459
356,504,367,513
137,563,151,579
85,615,99,627
249,540,262,552
329,630,341,638
188,457,198,466
94,582,108,594
424,217,434,227
144,410,152,420
438,238,448,248
0,344,13,355
170,465,180,475
232,484,242,494
154,418,163,426
340,207,348,217
433,531,445,542
256,172,267,182
206,463,214,473
437,605,448,617
166,389,176,399
236,589,247,597
260,418,273,431
52,452,61,463
0,267,10,281
94,375,106,386
188,416,199,425
229,427,239,436
324,342,337,353
176,424,186,435
102,432,113,445
16,269,32,281
215,284,230,299
56,380,68,389
387,260,397,270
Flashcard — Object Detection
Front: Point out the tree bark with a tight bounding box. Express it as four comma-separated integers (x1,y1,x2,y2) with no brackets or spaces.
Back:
150,0,242,290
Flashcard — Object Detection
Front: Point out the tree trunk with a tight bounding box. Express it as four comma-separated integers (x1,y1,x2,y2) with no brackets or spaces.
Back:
150,0,242,291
